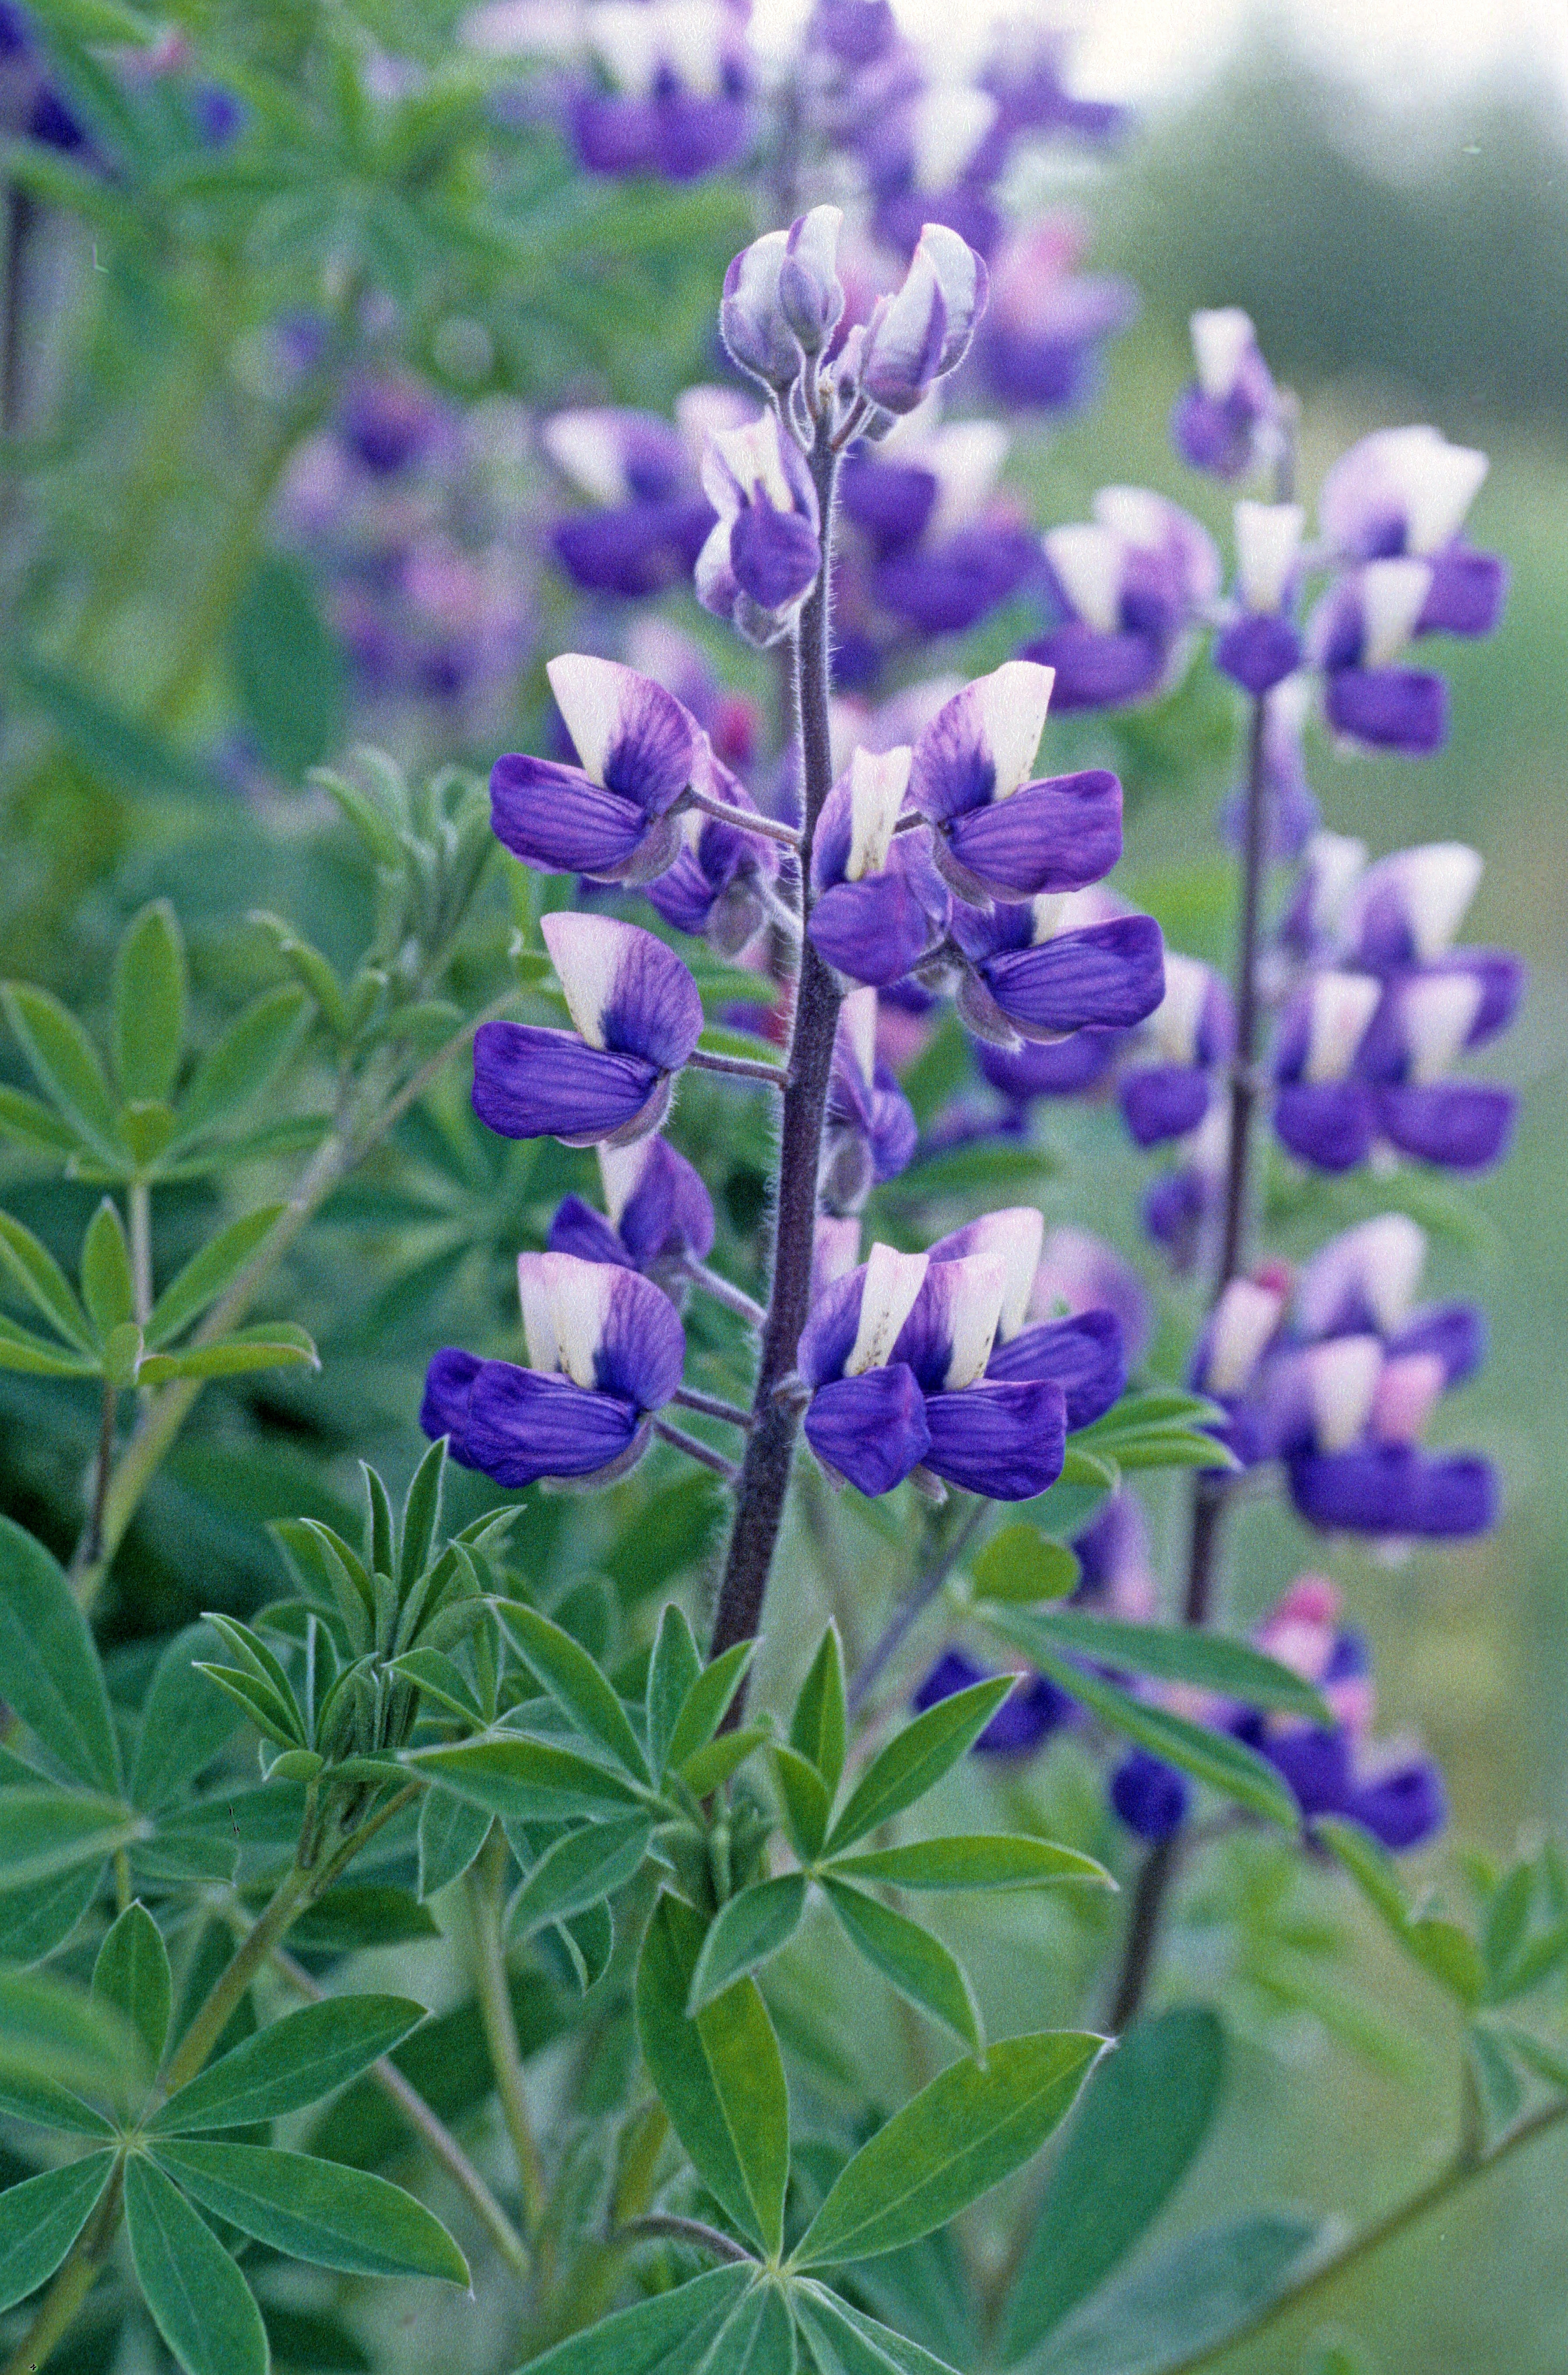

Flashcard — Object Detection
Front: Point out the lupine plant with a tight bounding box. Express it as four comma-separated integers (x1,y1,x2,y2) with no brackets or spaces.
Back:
0,7,1563,2375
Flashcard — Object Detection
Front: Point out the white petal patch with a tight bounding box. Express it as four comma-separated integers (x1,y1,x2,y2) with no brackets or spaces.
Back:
1304,1334,1383,1451
1029,893,1067,946
541,410,633,507
542,1251,616,1389
1234,500,1304,611
590,1,660,92
1371,1351,1446,1445
658,0,731,95
674,384,757,466
709,413,796,514
1151,952,1213,1065
1296,1213,1426,1338
814,1214,862,1284
1358,558,1434,667
1191,306,1255,399
919,421,1009,543
969,1208,1045,1340
910,84,997,190
1094,485,1170,550
846,1243,930,1377
598,1139,649,1226
1364,842,1483,962
1303,972,1381,1082
1398,431,1488,555
1401,973,1484,1083
517,1253,560,1373
1302,830,1367,942
942,1253,1006,1389
1043,523,1122,635
541,908,630,1048
973,660,1054,800
1206,1277,1285,1396
847,745,913,879
547,653,638,786
840,985,878,1088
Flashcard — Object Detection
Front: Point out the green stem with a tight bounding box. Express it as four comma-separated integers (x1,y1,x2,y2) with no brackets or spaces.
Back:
127,1181,152,1328
157,1864,311,2100
467,1831,547,2241
1158,2096,1568,2375
273,1948,531,2283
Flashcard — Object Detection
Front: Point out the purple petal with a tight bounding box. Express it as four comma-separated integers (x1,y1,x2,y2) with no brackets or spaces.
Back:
973,1672,1077,1754
1110,1751,1189,1840
804,1364,932,1495
940,771,1123,902
466,1362,641,1487
921,1378,1066,1501
1345,1760,1446,1852
1288,1445,1497,1537
1119,1063,1213,1147
987,1310,1124,1432
1020,625,1166,711
1263,1725,1352,1820
1272,1081,1376,1173
472,1023,663,1146
591,1265,687,1410
1389,1300,1485,1386
731,503,821,611
547,914,705,1073
798,1265,866,1389
976,1028,1122,1101
547,1196,634,1268
875,526,1040,635
420,1348,483,1464
616,1135,716,1264
983,915,1166,1039
490,758,658,877
645,848,722,936
1325,667,1447,754
1214,613,1302,696
1376,1082,1515,1171
550,499,714,598
809,874,938,988
869,1070,918,1182
840,456,938,554
1417,548,1506,639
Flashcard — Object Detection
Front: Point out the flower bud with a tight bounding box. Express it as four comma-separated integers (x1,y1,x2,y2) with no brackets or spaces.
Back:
721,230,799,389
778,204,845,355
860,224,989,416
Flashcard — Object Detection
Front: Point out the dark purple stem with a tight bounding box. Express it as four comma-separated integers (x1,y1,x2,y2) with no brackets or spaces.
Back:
709,421,842,1677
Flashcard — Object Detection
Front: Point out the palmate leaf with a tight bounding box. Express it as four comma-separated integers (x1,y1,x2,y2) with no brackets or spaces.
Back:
793,2033,1105,2269
130,1623,245,1813
170,987,305,1150
0,1966,145,2102
150,1994,430,2134
990,1607,1332,1722
793,2284,965,2374
521,2264,757,2374
1029,2213,1331,2375
509,1814,654,1938
0,1310,98,1374
0,2151,116,2314
113,899,187,1105
417,1786,492,1899
687,1876,810,2012
408,1734,645,1822
143,1207,285,1348
150,2139,468,2283
997,2009,1227,2363
80,1198,134,1334
666,1639,757,1774
821,1879,982,2052
495,1599,650,1780
637,1893,789,2258
1,982,123,1162
0,1856,102,1966
94,1901,172,2066
124,2154,269,2375
0,1788,144,1891
789,1624,847,1792
647,1602,704,1775
827,1836,1111,1895
969,1525,1080,1604
825,1678,1014,1854
0,1516,120,1789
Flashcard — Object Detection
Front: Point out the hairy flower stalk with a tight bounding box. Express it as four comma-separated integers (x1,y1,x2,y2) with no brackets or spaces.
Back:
710,416,843,1666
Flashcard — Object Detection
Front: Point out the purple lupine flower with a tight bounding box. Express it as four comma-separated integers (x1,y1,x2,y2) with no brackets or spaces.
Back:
1032,1226,1155,1371
974,1026,1124,1109
905,660,1123,905
807,0,899,67
472,912,704,1149
862,84,1008,263
542,396,745,598
1268,1325,1496,1541
1117,952,1233,1149
1213,501,1306,696
946,887,1166,1049
1318,424,1492,570
840,413,1040,645
978,217,1136,414
624,617,760,772
1276,827,1369,967
696,412,822,646
911,1646,1076,1754
1170,308,1284,483
341,374,448,475
1110,1750,1190,1842
821,990,919,1210
1306,559,1449,754
546,1133,715,1288
489,655,699,884
981,28,1127,145
1070,1489,1157,1620
645,739,781,955
1025,488,1222,711
800,1241,1067,1500
1190,1271,1290,1467
422,1251,684,1489
808,747,951,988
923,1206,1127,1433
550,0,754,182
722,205,846,388
858,223,990,417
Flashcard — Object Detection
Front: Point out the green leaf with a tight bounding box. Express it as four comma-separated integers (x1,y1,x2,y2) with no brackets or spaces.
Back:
1028,2214,1327,2375
0,1787,141,1890
1014,1651,1299,1831
666,1639,757,1773
392,1646,486,1725
991,1609,1332,1722
2,982,122,1160
152,1995,429,2134
647,1602,703,1775
0,1211,97,1354
140,1322,318,1382
771,1746,832,1863
970,1526,1079,1605
548,1898,615,1997
0,1311,98,1374
192,1663,304,1750
998,2008,1227,2361
80,1197,134,1335
825,1678,1014,1853
1405,1916,1485,2007
793,2031,1104,2269
103,1316,144,1385
521,2265,757,2373
0,1082,76,1157
509,1814,653,1936
150,2139,468,2283
1488,1915,1568,2003
496,1599,650,1780
1485,2019,1568,2092
173,988,305,1147
1481,1863,1535,1983
822,1878,981,2051
1055,1448,1119,1491
637,1893,789,2256
0,1857,101,1964
229,555,344,778
417,1788,492,1899
688,1876,809,2012
407,1735,643,1822
0,2062,115,2136
285,1886,439,1954
789,1625,847,1793
0,2152,115,2315
124,2154,269,2375
1084,1429,1235,1475
114,901,187,1104
1315,1817,1410,1931
131,1623,244,1812
398,1436,447,1599
680,1723,771,1799
0,1966,142,2101
0,1515,120,1788
144,1207,284,1349
94,1900,171,2065
1467,2022,1525,2136
828,1836,1111,1895
793,2284,965,2375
